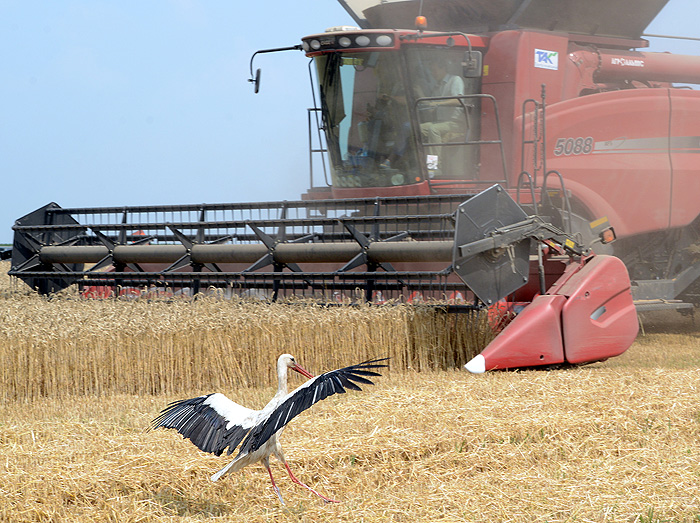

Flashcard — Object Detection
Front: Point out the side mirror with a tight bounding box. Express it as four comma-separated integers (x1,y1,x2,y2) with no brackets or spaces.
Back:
462,50,482,78
247,45,302,95
249,68,262,94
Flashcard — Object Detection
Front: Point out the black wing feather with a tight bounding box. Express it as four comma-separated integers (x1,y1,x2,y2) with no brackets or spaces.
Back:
338,374,362,391
150,395,252,457
240,357,389,454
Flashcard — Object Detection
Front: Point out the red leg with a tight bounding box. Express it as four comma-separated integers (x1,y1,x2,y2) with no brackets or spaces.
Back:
284,462,339,503
266,464,285,504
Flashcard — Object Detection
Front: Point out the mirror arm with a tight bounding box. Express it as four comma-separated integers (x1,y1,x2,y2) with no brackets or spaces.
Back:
248,45,303,93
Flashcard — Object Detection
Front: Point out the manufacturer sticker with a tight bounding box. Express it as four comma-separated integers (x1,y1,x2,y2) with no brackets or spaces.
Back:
610,57,645,67
535,49,558,70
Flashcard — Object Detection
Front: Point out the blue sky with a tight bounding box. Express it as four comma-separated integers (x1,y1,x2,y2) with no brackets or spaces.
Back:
0,1,697,244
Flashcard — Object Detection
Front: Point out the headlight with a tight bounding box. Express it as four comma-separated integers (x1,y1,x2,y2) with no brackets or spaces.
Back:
376,35,392,47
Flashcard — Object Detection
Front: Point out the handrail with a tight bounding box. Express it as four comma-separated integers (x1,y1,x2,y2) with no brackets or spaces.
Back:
415,93,509,189
307,107,330,188
520,98,540,187
516,170,538,215
542,169,574,235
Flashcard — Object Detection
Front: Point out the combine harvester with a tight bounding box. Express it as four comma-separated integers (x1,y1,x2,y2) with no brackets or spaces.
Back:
9,0,700,372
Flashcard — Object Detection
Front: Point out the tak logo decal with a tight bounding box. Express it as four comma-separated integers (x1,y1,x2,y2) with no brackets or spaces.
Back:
535,49,558,70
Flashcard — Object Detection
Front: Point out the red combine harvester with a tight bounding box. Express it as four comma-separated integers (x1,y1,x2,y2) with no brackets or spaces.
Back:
9,0,699,372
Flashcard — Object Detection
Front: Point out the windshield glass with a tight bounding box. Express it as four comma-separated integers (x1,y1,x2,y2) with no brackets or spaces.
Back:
315,46,481,189
316,51,421,188
406,46,482,181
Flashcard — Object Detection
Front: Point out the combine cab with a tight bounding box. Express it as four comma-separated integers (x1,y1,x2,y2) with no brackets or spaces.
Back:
10,0,700,371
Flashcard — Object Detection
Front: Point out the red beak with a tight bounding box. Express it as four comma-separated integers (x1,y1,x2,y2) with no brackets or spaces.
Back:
291,363,314,379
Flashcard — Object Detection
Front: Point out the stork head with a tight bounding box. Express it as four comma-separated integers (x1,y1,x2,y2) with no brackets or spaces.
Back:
278,353,314,379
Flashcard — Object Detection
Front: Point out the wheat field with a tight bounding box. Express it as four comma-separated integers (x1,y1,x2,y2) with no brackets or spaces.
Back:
0,262,699,522
0,289,492,401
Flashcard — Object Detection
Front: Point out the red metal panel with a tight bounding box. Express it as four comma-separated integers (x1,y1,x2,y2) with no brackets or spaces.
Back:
479,294,566,371
669,89,700,229
544,89,672,237
596,51,700,85
482,31,570,182
557,255,638,364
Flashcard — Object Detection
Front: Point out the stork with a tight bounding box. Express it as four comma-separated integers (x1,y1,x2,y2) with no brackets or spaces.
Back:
149,354,388,504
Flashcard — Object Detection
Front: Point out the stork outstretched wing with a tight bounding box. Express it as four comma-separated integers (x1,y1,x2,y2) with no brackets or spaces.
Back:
150,393,259,456
238,357,389,455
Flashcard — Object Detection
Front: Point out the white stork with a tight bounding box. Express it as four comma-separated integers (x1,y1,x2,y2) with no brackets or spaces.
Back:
149,354,388,504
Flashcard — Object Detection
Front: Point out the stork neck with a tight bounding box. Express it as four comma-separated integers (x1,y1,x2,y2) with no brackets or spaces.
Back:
276,362,289,395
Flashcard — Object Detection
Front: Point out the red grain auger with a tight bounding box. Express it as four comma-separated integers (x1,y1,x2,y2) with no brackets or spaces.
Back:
10,0,699,371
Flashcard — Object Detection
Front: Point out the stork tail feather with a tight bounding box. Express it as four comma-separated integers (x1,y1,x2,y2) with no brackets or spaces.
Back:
211,456,244,482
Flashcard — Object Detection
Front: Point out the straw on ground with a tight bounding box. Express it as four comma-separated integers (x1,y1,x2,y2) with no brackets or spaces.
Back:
0,262,698,522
